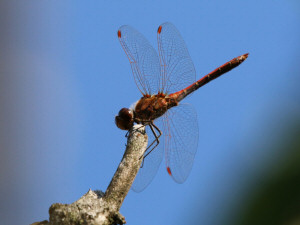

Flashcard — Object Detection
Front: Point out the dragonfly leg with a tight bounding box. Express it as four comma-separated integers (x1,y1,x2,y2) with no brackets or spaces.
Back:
125,130,129,138
140,123,162,168
142,122,162,160
125,124,146,138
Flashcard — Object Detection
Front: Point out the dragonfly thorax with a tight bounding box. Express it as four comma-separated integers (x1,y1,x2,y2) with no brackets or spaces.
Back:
134,94,178,124
115,95,178,131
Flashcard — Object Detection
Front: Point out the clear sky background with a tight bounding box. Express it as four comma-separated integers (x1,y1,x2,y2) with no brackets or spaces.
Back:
0,1,299,225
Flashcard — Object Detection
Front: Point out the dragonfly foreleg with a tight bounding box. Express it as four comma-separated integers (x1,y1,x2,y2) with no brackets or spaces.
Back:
125,124,146,138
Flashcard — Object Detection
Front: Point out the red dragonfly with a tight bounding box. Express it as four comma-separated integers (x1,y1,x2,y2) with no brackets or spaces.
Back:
115,22,248,192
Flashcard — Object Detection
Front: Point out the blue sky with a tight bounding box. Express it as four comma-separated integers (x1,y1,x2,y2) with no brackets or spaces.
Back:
0,1,299,225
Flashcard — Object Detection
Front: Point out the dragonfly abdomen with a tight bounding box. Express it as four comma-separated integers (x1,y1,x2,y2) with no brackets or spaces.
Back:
170,53,249,102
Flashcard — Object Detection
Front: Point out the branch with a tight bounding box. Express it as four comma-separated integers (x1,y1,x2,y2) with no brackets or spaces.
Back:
31,125,148,225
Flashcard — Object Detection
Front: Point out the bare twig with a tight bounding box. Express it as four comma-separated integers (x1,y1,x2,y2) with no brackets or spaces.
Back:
31,125,148,225
103,125,148,211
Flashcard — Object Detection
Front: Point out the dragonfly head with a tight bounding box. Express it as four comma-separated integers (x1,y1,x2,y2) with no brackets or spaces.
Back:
115,108,134,130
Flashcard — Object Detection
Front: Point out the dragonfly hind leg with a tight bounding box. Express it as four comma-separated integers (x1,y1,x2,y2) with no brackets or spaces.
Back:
140,122,162,168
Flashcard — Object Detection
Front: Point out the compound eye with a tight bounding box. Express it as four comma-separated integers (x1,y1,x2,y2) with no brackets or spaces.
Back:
118,108,133,120
115,108,133,130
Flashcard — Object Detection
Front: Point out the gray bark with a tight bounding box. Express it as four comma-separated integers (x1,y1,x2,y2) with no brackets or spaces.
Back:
31,125,148,225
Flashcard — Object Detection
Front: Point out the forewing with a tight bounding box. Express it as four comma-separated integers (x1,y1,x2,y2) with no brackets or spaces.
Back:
164,103,199,183
131,116,165,192
118,25,160,95
157,22,196,94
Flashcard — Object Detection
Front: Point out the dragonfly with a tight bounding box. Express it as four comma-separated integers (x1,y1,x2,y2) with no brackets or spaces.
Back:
115,22,248,192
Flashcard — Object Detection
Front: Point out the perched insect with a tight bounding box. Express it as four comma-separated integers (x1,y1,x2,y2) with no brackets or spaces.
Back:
115,22,248,192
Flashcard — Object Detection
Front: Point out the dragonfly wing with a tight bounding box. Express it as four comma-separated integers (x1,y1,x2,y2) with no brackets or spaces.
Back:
164,103,199,183
118,25,160,95
131,116,165,192
157,22,196,94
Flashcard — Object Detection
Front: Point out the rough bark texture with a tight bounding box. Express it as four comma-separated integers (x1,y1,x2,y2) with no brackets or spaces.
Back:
31,125,148,225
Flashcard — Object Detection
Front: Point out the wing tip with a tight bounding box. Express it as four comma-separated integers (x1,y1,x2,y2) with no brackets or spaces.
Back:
167,167,172,176
157,25,162,34
117,30,121,38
